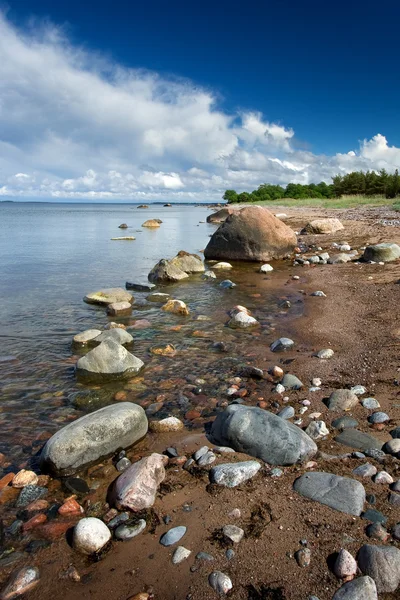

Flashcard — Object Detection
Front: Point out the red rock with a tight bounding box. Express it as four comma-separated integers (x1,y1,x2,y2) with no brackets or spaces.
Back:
372,423,386,431
0,453,7,466
258,401,268,409
25,499,49,514
0,473,15,490
185,410,201,420
36,520,76,541
37,475,50,487
103,508,118,523
114,391,128,401
0,487,19,505
23,513,47,532
168,456,187,466
58,497,83,516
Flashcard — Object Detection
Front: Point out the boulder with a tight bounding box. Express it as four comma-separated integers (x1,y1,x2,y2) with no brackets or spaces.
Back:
206,208,236,223
72,329,102,347
204,206,297,262
209,405,317,465
112,453,167,511
357,544,400,593
93,329,133,345
76,339,143,382
302,218,344,234
326,389,359,412
118,223,128,229
170,251,205,273
142,219,161,228
161,299,189,316
148,259,189,283
106,302,132,316
40,403,148,476
293,472,366,515
84,288,133,306
363,243,400,263
332,576,378,600
73,518,111,555
334,429,383,451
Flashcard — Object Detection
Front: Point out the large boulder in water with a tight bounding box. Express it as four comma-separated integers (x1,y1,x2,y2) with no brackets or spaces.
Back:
148,259,189,283
302,218,344,234
206,208,236,223
40,403,148,476
84,288,133,306
362,243,400,263
169,250,205,273
204,206,297,262
76,339,144,382
208,405,317,465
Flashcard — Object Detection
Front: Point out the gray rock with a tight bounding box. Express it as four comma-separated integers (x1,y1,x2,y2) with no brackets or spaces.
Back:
366,523,389,541
146,292,171,302
15,486,47,508
93,329,133,346
277,406,295,420
41,403,147,476
392,523,400,540
364,448,386,461
293,472,366,516
169,251,205,273
202,270,217,279
295,547,311,567
388,492,400,506
114,519,146,540
209,461,261,487
281,374,303,390
368,412,389,424
270,337,294,352
326,389,359,412
332,416,359,430
228,312,258,328
328,253,353,264
196,552,214,561
222,525,244,543
160,526,186,547
311,291,326,297
335,429,383,451
107,513,130,529
208,571,233,594
125,282,155,292
352,463,377,477
84,288,133,306
305,421,329,440
363,243,400,263
316,348,334,359
361,509,387,524
362,398,380,409
391,426,400,439
72,329,102,347
240,366,264,379
197,451,216,467
219,279,236,288
172,546,191,564
209,405,317,465
351,385,367,395
332,576,378,600
193,446,210,461
0,566,40,600
148,259,189,283
76,339,144,383
357,544,400,592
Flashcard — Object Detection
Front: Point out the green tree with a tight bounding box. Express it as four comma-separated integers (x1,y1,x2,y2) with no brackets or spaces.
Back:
223,189,238,204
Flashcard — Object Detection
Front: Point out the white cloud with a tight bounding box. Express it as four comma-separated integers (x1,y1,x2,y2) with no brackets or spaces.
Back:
1,12,400,201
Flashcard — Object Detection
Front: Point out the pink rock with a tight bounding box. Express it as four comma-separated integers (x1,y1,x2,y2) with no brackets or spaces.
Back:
333,549,357,580
130,320,151,330
113,453,168,511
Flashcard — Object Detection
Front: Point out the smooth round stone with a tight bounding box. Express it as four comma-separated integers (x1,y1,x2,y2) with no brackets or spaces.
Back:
277,406,295,420
196,552,214,561
197,451,216,467
353,463,377,478
373,471,393,484
295,547,311,567
391,480,400,492
260,264,273,273
333,548,357,579
384,439,400,456
115,519,146,541
211,262,233,269
73,518,111,555
202,270,216,279
316,348,334,359
193,446,209,461
172,546,191,564
270,337,294,352
0,566,40,600
351,385,367,395
222,525,244,544
368,412,389,424
361,509,387,524
332,416,358,431
160,526,186,547
64,477,90,495
362,398,380,410
12,470,38,489
219,280,236,289
149,417,184,433
107,513,130,529
392,523,400,540
208,572,233,594
225,549,235,560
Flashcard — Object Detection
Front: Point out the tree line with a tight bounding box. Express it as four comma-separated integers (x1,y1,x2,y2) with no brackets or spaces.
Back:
223,169,400,203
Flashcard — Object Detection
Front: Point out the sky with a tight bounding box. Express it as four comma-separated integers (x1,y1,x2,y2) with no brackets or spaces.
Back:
1,0,400,202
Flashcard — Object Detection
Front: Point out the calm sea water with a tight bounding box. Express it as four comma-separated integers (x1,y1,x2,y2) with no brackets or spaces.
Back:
0,202,300,469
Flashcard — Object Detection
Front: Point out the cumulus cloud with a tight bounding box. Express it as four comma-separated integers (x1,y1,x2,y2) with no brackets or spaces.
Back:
1,13,400,201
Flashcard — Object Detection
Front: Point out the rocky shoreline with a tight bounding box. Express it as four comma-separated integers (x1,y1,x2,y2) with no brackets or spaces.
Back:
0,205,400,600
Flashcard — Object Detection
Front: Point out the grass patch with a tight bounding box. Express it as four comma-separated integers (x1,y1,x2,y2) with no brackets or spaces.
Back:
243,195,396,209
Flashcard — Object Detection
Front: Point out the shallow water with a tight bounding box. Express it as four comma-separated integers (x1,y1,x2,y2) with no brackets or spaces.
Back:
0,202,301,470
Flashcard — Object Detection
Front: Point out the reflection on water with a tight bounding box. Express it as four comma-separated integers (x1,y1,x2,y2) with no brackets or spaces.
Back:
0,202,302,470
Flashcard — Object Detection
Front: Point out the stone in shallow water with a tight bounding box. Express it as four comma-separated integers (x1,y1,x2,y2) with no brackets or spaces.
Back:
73,329,102,346
357,544,400,593
0,566,40,600
16,486,47,508
270,337,294,352
293,472,366,516
84,288,133,306
332,576,378,600
209,461,261,487
228,311,258,328
332,416,358,430
219,279,236,289
160,526,186,547
334,429,383,451
94,329,133,345
76,339,144,383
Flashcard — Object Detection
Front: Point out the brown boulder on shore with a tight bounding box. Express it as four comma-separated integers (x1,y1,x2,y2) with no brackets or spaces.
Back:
302,218,344,234
206,207,236,223
204,206,297,262
142,219,161,228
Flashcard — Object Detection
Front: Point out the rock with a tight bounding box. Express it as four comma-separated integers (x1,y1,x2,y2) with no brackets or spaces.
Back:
125,282,155,292
316,348,334,359
332,576,378,600
332,416,359,430
209,405,317,465
305,421,329,440
223,525,244,543
374,471,393,484
311,290,326,297
149,417,183,433
211,262,233,269
362,398,380,409
326,389,359,412
41,403,147,476
112,453,167,511
295,547,311,568
206,208,236,223
73,329,102,347
368,412,389,424
335,429,383,451
161,299,189,316
385,438,400,456
302,218,344,234
357,544,400,592
137,204,148,208
197,451,216,467
390,426,400,438
204,206,297,262
169,250,205,273
0,567,40,600
328,253,354,264
15,486,47,508
148,259,189,283
334,549,357,580
270,337,295,352
73,518,111,555
260,264,274,273
196,552,214,561
172,546,191,564
220,279,236,288
202,270,217,279
351,385,367,395
277,406,295,420
94,329,133,345
209,461,261,487
353,464,377,477
11,470,38,489
293,472,366,515
363,243,400,263
111,236,135,241
228,311,258,328
281,374,303,390
142,219,161,228
146,292,170,302
104,321,126,330
366,523,389,541
208,571,233,594
240,366,264,379
193,446,209,461
107,302,132,316
119,223,128,228
115,519,146,540
84,288,133,306
361,509,387,524
76,339,143,383
160,526,186,546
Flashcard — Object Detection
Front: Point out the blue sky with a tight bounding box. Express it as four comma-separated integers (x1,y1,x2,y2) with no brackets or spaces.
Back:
1,0,400,201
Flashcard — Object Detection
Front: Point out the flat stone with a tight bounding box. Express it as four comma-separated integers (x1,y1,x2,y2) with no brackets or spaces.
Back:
362,398,380,409
193,446,209,461
76,339,144,383
15,486,47,508
335,429,383,451
293,472,366,515
332,416,359,430
281,374,303,390
41,403,147,477
209,461,261,487
311,291,326,297
125,282,155,292
146,292,170,302
357,544,400,592
149,417,183,433
361,509,387,524
366,523,389,541
332,576,378,600
197,451,216,467
352,464,377,478
106,302,132,316
115,519,146,540
94,329,133,345
222,525,244,543
73,329,102,346
326,389,359,412
172,546,191,564
84,288,133,306
196,552,214,561
220,279,236,288
303,218,344,234
160,526,186,547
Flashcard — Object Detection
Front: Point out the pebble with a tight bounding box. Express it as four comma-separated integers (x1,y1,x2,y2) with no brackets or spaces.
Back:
282,374,303,390
11,470,38,489
219,280,236,289
172,546,191,564
209,461,261,487
368,412,389,424
0,567,40,600
391,480,400,492
116,457,131,472
15,486,47,508
332,416,358,430
392,523,400,540
316,349,334,359
260,264,273,273
270,337,295,352
149,417,184,432
228,508,241,519
361,509,387,524
277,406,295,419
270,468,283,478
351,385,367,395
366,523,389,541
311,291,326,297
384,439,400,456
208,572,232,594
59,565,81,582
365,448,386,461
305,421,329,440
272,366,284,377
222,525,244,543
196,552,214,561
213,447,235,454
193,446,209,461
275,384,285,394
165,447,178,458
332,576,378,599
225,549,235,560
388,492,400,506
353,464,377,478
115,519,146,541
73,518,111,555
333,548,357,579
107,512,130,529
373,471,393,484
312,378,322,387
295,548,311,567
361,398,380,409
197,451,216,467
160,526,186,547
